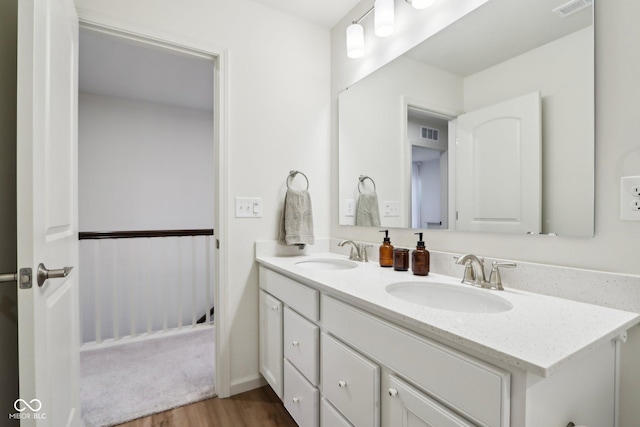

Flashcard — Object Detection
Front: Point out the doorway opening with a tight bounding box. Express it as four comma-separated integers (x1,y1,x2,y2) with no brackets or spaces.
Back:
77,26,218,426
407,106,452,230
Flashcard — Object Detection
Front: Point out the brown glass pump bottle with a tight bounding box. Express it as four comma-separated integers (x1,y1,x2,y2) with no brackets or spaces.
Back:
411,232,430,276
379,230,394,267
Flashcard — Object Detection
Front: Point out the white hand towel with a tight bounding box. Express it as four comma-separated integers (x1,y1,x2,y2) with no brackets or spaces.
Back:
278,188,315,246
356,192,381,227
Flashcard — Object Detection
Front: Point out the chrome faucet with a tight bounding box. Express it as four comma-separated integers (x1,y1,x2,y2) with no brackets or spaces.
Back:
338,240,370,262
454,254,516,290
455,254,487,288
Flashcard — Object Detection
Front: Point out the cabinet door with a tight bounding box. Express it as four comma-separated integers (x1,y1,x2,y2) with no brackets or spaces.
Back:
321,333,380,427
387,376,474,427
260,290,283,398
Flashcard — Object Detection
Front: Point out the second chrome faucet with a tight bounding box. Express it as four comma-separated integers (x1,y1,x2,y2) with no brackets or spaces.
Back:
454,254,516,290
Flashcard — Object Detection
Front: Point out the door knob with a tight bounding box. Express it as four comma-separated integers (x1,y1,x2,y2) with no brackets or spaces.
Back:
37,263,73,287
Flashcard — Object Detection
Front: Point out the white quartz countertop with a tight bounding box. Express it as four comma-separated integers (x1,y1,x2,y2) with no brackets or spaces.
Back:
256,253,640,377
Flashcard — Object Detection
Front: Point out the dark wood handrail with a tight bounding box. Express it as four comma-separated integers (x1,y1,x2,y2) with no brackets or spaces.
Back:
79,229,214,240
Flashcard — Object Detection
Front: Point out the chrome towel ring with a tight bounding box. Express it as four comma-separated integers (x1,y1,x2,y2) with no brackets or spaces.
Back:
287,170,309,190
358,175,376,193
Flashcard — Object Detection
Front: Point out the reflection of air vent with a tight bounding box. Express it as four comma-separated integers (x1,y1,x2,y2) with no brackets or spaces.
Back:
420,126,439,142
553,0,592,18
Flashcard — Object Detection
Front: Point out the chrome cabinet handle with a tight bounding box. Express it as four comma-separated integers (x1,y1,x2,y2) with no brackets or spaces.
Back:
37,263,73,287
271,305,279,311
291,340,300,346
338,380,347,388
292,397,299,403
388,388,398,397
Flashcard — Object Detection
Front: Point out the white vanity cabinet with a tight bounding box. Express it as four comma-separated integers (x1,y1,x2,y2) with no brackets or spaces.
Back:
258,264,623,427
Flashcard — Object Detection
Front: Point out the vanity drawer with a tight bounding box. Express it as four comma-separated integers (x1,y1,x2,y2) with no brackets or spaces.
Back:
284,306,319,385
321,296,510,427
321,333,380,427
284,358,319,427
321,397,353,427
387,375,475,427
260,267,319,321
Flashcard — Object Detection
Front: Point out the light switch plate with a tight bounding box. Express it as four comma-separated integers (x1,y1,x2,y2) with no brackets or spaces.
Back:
620,176,640,221
345,199,355,217
235,197,262,218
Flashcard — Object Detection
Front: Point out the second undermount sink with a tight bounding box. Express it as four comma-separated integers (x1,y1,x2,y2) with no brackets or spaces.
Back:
386,281,513,314
294,258,358,271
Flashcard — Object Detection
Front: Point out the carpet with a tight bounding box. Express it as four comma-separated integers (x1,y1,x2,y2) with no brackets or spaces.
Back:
80,327,216,427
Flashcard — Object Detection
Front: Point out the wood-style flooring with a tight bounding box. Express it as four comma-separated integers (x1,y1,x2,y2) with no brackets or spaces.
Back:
117,386,297,427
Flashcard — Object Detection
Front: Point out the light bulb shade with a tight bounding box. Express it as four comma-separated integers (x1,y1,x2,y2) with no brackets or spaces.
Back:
410,0,434,9
346,23,364,59
375,0,395,37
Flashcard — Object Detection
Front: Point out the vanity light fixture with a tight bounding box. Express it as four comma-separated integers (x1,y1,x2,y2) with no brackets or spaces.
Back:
347,0,429,59
346,22,365,58
374,0,395,37
406,0,434,9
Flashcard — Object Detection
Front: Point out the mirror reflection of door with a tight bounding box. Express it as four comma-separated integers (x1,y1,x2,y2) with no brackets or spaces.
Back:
408,108,449,229
456,91,541,234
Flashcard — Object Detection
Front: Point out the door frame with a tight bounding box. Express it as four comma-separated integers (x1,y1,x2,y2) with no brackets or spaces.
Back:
76,10,231,397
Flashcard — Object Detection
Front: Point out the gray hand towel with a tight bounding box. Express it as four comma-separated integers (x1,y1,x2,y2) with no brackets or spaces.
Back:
278,188,315,246
356,192,381,227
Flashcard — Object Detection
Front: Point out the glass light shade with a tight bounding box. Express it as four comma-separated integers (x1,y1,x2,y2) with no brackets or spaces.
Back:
410,0,434,9
346,23,364,59
374,0,395,37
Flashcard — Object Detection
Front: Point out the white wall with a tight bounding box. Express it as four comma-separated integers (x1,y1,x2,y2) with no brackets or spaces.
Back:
0,0,19,415
332,1,640,424
74,0,331,393
79,93,214,231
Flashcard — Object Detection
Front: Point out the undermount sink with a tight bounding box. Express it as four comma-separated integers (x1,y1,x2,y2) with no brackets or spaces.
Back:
386,281,513,314
294,258,358,270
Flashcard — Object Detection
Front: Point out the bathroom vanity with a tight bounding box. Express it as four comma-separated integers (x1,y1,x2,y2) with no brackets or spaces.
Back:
256,249,639,427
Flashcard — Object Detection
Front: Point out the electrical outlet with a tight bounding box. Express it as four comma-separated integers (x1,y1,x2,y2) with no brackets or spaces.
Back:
620,176,640,221
235,197,262,218
383,201,400,217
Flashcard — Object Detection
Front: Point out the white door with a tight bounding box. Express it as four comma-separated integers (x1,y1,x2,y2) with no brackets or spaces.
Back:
16,0,80,425
455,92,541,234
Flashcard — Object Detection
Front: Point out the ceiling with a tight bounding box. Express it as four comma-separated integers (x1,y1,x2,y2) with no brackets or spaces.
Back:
79,29,214,111
406,0,592,77
249,0,361,28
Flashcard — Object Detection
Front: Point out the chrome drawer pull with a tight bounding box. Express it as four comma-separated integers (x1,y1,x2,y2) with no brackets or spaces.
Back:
271,305,279,311
338,380,347,388
291,340,300,346
292,397,300,403
388,388,398,397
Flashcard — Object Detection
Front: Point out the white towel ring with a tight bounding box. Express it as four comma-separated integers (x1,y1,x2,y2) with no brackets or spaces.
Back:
358,175,376,194
287,170,309,190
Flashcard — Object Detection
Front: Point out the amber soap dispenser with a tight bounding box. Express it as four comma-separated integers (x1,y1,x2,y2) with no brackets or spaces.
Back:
411,232,430,276
379,230,394,267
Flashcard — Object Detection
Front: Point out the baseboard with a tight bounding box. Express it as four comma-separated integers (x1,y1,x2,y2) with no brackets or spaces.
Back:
229,374,267,396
